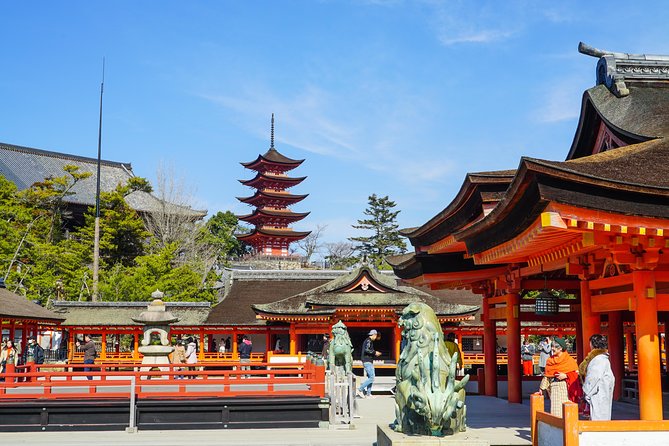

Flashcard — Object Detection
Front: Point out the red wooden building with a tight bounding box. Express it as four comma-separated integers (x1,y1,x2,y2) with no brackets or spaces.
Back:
389,42,669,420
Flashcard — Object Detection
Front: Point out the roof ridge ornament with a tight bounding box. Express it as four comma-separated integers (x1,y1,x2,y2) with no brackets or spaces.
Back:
578,41,669,98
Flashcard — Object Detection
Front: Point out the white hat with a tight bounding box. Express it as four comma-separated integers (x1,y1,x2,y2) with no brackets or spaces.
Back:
368,329,378,336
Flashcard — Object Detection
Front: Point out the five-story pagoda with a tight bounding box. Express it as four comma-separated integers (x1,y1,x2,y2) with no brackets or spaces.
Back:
237,115,311,257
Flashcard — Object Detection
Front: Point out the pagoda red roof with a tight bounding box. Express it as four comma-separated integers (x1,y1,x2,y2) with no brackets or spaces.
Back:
239,172,307,190
237,227,311,243
237,190,308,207
237,208,310,225
241,148,304,172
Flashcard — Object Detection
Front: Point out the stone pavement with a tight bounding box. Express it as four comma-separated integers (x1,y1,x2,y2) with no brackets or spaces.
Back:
0,395,651,446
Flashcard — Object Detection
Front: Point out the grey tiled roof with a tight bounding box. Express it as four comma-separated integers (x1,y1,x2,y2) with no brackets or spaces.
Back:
0,142,206,217
0,288,65,322
51,301,211,326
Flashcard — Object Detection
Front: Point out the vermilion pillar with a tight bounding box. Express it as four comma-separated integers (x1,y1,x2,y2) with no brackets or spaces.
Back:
633,270,663,420
506,293,521,404
575,319,584,364
608,311,624,400
482,298,498,397
625,330,634,371
289,324,296,355
394,324,401,361
580,280,600,357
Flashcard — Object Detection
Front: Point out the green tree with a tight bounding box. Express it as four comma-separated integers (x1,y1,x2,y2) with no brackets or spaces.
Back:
99,243,217,302
77,178,152,268
349,194,407,269
197,211,246,266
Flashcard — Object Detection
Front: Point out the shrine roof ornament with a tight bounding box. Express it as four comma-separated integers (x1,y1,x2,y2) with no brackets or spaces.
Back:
578,41,669,98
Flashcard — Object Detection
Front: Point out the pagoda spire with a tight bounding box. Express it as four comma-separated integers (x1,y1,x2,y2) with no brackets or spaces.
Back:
270,113,275,150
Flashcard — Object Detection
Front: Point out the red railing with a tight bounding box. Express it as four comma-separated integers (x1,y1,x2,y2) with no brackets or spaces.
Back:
0,361,326,400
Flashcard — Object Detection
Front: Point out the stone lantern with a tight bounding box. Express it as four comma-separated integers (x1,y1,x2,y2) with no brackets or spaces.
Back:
131,290,179,371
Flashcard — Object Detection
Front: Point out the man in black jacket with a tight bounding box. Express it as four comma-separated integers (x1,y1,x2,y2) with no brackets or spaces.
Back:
357,329,381,398
22,336,45,365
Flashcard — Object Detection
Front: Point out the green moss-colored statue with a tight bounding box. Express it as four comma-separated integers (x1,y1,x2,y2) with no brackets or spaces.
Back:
328,320,354,374
393,303,469,436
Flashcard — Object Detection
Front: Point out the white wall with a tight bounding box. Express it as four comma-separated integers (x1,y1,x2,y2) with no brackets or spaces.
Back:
537,421,563,446
580,431,669,446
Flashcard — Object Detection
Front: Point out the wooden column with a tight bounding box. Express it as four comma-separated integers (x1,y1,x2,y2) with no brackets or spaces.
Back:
198,328,206,361
394,324,401,362
633,270,663,420
266,330,271,354
580,280,600,357
608,311,624,400
232,328,239,357
625,330,633,371
133,332,139,360
575,319,584,364
482,297,498,397
100,329,107,360
506,293,522,404
289,324,296,355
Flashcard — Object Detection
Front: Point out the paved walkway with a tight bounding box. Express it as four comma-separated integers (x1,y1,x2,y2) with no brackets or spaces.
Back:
0,395,655,446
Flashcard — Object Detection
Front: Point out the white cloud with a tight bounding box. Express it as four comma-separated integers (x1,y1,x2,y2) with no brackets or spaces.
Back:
199,80,458,187
534,77,587,123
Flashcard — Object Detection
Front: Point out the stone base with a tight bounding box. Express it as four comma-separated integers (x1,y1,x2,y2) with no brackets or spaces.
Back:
139,354,172,372
377,425,489,446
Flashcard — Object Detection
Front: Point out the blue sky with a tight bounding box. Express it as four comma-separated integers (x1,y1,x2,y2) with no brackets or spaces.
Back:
2,1,669,249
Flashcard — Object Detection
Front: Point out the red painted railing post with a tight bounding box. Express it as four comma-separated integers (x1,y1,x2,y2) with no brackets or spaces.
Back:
563,402,579,446
312,362,326,397
530,393,544,446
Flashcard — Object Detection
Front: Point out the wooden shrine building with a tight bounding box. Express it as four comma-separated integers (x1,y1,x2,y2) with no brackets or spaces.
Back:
251,265,478,362
236,114,311,257
389,42,669,420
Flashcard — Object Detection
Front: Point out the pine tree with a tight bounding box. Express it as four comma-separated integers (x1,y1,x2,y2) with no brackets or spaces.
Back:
349,194,407,269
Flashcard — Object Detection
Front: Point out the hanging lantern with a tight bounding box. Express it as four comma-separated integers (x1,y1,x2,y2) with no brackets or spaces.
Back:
535,290,559,315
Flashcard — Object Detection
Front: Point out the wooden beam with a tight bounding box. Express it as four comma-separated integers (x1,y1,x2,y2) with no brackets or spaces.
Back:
589,274,633,291
489,307,507,321
591,292,634,313
521,279,580,290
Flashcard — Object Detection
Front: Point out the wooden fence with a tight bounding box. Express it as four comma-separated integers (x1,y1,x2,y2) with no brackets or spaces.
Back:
0,360,326,400
530,393,669,446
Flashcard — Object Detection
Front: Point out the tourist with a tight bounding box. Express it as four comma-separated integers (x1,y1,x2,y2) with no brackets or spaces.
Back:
218,340,226,354
185,337,198,378
274,338,285,354
22,336,45,365
238,335,253,378
444,332,463,374
542,337,581,417
321,333,330,359
521,338,535,376
537,336,551,375
172,339,186,379
76,334,97,380
1,339,19,382
224,336,231,353
357,329,381,398
580,334,615,420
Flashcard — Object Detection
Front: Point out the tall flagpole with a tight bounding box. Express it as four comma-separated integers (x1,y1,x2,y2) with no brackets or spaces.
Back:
92,58,105,301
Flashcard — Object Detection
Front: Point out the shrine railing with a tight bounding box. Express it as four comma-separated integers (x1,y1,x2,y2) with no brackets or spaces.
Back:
0,360,326,400
530,393,669,446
